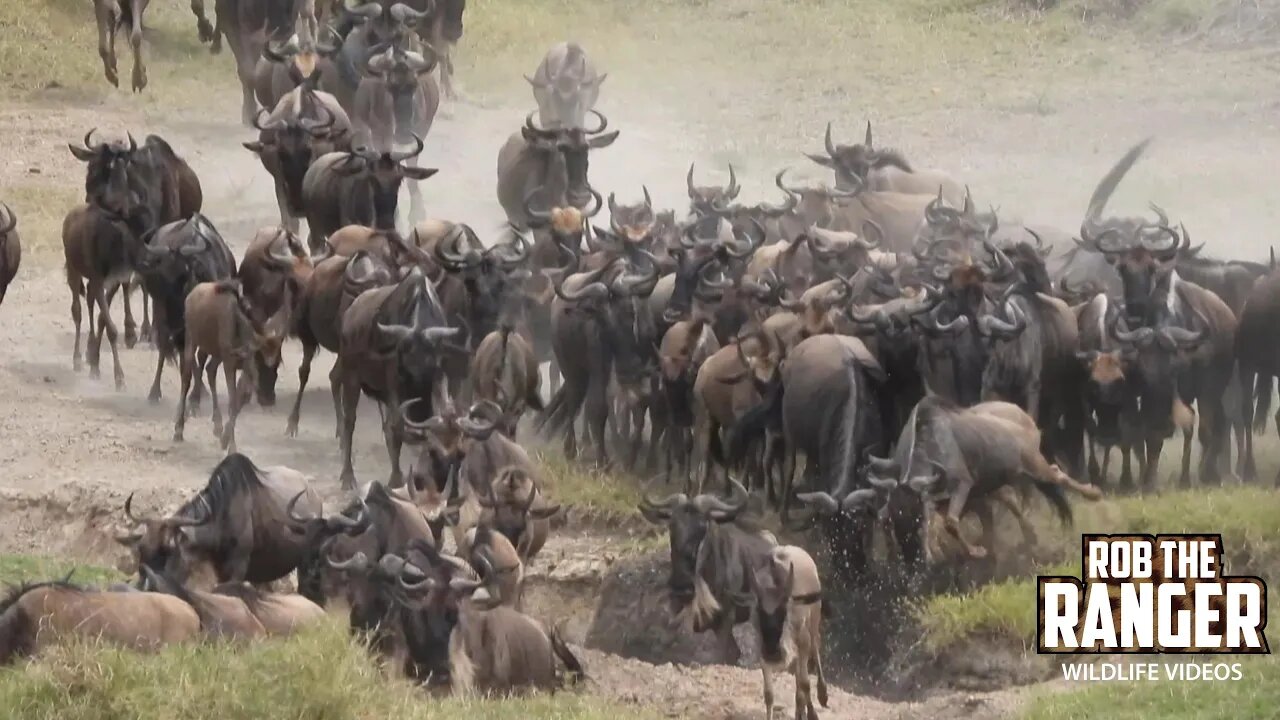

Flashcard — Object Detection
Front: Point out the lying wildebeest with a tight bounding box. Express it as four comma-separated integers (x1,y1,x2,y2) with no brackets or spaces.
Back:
92,0,150,91
751,545,828,720
136,215,238,404
0,203,19,310
140,567,267,640
496,111,617,229
244,86,352,235
337,266,461,488
526,41,605,130
800,398,1101,565
302,140,438,249
174,280,288,453
0,580,200,664
62,204,138,388
116,452,322,589
237,226,319,405
398,552,586,696
353,44,441,224
807,121,965,205
207,582,326,636
639,479,776,664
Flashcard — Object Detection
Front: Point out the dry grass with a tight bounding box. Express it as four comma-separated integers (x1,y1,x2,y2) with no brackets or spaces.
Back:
3,183,82,260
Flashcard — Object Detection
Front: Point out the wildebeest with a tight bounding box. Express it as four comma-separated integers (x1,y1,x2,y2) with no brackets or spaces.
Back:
244,85,352,235
1237,255,1280,483
337,266,461,488
116,453,322,588
70,131,203,237
208,583,326,635
0,203,19,310
800,398,1100,565
211,0,304,124
301,140,438,249
525,42,605,130
807,121,965,204
0,580,200,664
399,551,585,696
750,545,828,720
237,226,319,405
639,479,776,664
174,280,287,453
140,567,267,640
496,111,617,229
62,205,138,388
92,0,150,91
136,215,238,404
687,163,741,217
424,0,466,99
353,44,441,224
469,327,544,436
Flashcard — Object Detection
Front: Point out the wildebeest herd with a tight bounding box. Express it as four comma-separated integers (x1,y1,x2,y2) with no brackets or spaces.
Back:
4,1,1280,717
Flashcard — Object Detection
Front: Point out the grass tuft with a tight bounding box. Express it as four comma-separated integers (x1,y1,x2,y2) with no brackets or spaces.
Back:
0,616,659,720
0,555,123,589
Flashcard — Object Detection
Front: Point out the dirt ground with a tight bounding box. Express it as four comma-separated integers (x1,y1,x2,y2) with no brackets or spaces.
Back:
1,18,1279,717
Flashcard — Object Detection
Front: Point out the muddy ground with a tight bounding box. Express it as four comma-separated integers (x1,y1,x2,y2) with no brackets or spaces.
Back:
2,14,1279,717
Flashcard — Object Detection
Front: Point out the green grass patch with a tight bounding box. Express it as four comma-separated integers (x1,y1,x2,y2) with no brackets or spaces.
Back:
0,616,658,720
535,450,644,523
0,554,123,589
0,0,232,101
914,486,1280,654
1021,655,1280,720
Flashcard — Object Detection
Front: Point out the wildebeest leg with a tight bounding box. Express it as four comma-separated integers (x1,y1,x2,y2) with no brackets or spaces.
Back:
228,27,259,126
794,639,814,720
760,663,776,720
120,280,138,349
779,445,797,524
405,156,427,226
382,394,405,488
339,378,361,489
95,0,119,87
1241,368,1258,482
810,613,828,709
206,354,224,436
173,341,195,442
222,360,251,453
943,478,985,558
148,346,166,403
1099,444,1113,487
70,284,84,371
139,284,151,343
699,419,722,495
190,0,214,43
1179,423,1197,488
715,614,741,666
626,399,647,470
128,0,148,92
330,360,344,438
286,342,317,437
1141,437,1164,490
91,279,126,390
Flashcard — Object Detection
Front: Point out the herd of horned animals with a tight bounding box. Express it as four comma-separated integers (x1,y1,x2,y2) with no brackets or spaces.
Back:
2,2,1280,718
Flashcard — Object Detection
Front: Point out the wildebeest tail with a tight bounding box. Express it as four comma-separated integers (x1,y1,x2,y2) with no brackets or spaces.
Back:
550,627,586,685
1085,137,1151,224
1030,475,1073,527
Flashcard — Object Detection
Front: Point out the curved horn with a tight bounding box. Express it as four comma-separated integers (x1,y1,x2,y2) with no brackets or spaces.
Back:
978,298,1027,340
390,134,424,163
693,477,749,516
123,492,147,525
584,109,608,135
643,185,653,210
824,121,837,157
726,164,740,199
686,163,698,199
325,549,370,572
298,103,336,137
581,186,604,218
286,490,313,526
775,168,806,198
0,203,15,235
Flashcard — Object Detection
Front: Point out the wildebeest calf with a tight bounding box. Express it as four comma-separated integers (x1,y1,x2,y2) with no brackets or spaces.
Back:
751,545,828,720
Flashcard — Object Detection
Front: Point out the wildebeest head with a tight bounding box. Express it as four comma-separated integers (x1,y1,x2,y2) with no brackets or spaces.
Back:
1076,349,1129,412
334,139,439,229
525,42,606,130
774,168,857,241
663,216,755,324
401,398,507,469
608,186,656,244
916,186,997,258
686,163,741,217
433,224,532,336
138,215,232,288
344,1,427,47
1108,309,1207,435
69,129,145,222
806,121,915,191
373,268,463,395
476,466,560,551
805,224,882,278
262,21,339,82
244,98,340,214
1080,206,1185,326
114,492,211,583
521,111,618,211
285,491,370,602
364,44,439,144
638,479,749,613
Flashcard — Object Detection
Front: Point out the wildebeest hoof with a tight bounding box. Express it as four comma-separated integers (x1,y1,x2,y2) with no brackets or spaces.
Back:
148,389,162,404
114,374,126,391
131,66,147,93
124,327,138,349
212,421,224,438
88,365,101,380
104,66,118,87
197,18,214,42
73,356,83,372
285,420,299,438
210,36,222,54
173,430,184,442
340,471,357,490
